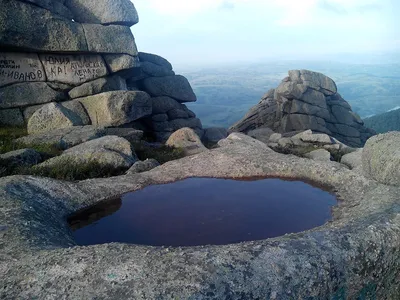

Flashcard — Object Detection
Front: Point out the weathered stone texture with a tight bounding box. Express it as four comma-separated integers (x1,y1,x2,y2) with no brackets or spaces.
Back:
0,0,88,52
83,24,138,56
77,91,152,127
0,108,25,126
362,132,400,186
21,0,74,18
16,126,107,150
0,148,42,167
0,52,46,87
126,159,160,174
142,75,197,102
39,54,108,85
65,0,139,26
0,82,66,109
103,54,140,75
230,70,374,147
1,134,400,299
166,127,207,156
68,76,127,99
27,102,88,134
38,136,137,169
138,52,173,70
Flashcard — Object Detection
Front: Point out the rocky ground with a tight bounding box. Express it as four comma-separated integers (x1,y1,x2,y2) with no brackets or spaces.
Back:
0,131,399,299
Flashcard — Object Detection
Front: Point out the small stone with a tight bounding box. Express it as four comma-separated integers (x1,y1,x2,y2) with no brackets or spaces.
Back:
304,149,331,162
341,149,363,170
126,159,160,174
247,127,274,144
269,133,282,143
166,128,207,156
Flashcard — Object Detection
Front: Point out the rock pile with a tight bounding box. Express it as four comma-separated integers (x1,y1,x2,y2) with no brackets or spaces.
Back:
130,53,203,142
230,70,375,147
0,0,202,142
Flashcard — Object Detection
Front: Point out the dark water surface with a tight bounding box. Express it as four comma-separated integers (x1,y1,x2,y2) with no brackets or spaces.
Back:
69,178,337,247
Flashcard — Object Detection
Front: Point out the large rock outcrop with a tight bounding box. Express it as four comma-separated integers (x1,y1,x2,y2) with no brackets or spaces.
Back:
230,70,375,147
362,132,400,186
0,1,201,142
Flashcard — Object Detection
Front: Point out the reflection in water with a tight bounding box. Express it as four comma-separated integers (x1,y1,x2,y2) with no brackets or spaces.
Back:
69,178,337,247
69,198,122,231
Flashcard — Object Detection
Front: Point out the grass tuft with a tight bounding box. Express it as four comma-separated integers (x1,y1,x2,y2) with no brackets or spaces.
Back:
133,142,185,164
28,160,129,181
0,127,186,181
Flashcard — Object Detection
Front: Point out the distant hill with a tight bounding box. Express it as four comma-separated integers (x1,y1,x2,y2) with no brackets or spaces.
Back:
364,108,400,133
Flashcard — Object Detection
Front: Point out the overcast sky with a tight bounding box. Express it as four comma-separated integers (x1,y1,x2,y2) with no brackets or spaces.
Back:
132,0,400,67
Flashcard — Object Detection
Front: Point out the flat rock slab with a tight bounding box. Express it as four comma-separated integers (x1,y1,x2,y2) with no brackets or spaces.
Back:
0,134,399,299
0,82,66,109
103,54,140,75
138,52,173,70
103,128,143,143
0,52,46,88
16,126,107,150
68,75,127,99
83,24,138,56
142,75,197,102
0,0,88,52
39,54,108,85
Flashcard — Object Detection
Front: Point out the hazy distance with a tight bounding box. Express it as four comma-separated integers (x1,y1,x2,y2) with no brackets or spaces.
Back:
132,0,400,68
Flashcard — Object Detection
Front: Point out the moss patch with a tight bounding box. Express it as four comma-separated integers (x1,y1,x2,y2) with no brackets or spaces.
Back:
27,160,129,181
0,126,28,154
133,142,185,164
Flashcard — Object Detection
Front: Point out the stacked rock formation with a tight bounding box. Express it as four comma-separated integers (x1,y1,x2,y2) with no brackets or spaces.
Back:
230,70,375,147
128,53,203,142
0,0,201,142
